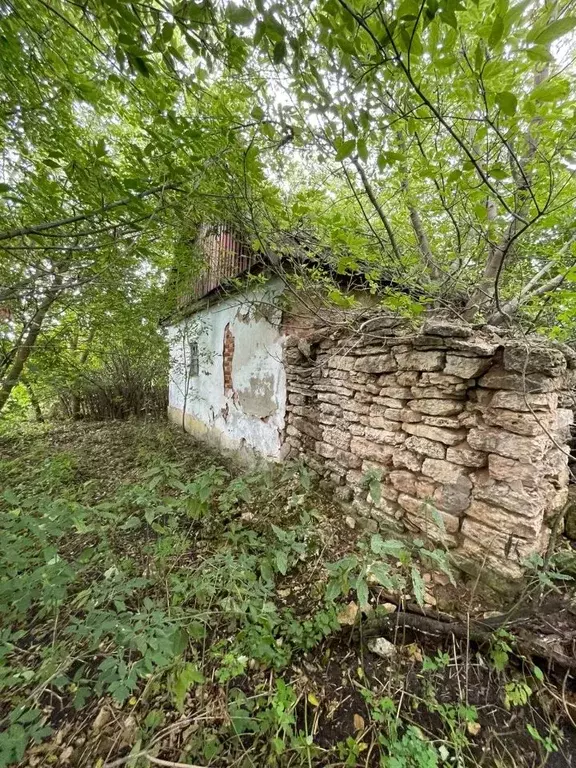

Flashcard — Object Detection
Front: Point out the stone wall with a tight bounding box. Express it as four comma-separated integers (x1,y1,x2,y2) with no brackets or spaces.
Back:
283,317,574,580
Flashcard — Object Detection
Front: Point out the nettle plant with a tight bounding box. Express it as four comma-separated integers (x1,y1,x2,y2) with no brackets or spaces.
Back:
324,533,455,610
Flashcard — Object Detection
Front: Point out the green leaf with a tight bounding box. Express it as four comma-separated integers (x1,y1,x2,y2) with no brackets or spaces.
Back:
355,575,369,608
170,663,205,712
335,139,356,161
275,549,288,575
528,17,576,45
446,169,462,183
488,15,504,47
251,105,265,120
411,566,426,607
530,78,570,102
227,5,255,25
370,536,406,558
495,90,517,116
94,138,106,158
0,182,11,194
377,150,405,168
525,45,553,63
357,137,368,162
273,40,287,64
369,563,396,590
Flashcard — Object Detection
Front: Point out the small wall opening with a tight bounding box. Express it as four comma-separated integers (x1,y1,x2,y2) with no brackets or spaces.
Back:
223,323,235,393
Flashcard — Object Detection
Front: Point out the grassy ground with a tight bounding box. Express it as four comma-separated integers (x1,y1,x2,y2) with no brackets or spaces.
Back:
0,420,574,768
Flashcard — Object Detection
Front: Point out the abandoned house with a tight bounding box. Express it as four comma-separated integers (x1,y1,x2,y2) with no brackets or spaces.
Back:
167,225,575,581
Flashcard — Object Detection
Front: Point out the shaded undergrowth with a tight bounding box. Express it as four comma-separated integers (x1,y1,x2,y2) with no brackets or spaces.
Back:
0,421,574,768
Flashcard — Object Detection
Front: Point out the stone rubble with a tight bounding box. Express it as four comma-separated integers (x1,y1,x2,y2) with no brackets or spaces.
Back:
282,318,574,581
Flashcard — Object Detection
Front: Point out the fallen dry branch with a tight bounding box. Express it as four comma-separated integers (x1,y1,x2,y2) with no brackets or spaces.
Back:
355,598,576,674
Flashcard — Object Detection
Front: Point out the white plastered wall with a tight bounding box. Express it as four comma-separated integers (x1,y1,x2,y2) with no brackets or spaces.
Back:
167,279,287,459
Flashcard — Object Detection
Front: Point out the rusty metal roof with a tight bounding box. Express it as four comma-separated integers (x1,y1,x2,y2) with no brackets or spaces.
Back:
176,223,253,310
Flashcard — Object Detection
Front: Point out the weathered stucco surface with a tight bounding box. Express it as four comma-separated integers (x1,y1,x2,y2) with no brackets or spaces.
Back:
168,280,286,459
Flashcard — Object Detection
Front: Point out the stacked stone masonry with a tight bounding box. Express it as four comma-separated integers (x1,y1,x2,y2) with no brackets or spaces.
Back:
282,317,575,580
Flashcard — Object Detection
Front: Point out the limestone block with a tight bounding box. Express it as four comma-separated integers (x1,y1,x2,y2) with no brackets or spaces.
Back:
421,458,470,485
421,319,473,338
364,427,405,445
464,500,542,538
432,476,472,514
377,373,400,386
467,427,548,461
350,437,394,464
408,399,464,416
319,401,342,415
394,350,445,371
414,336,500,356
421,372,473,387
340,398,370,415
323,427,351,451
289,393,307,405
315,441,338,460
403,422,466,446
484,408,549,437
380,386,412,399
444,354,492,379
410,386,467,400
490,391,557,412
325,355,356,371
503,343,567,378
487,454,543,490
369,415,403,431
459,519,542,576
349,423,365,436
549,485,569,515
318,413,339,426
392,449,423,473
367,481,400,503
354,355,396,373
405,436,446,459
478,368,557,392
555,408,574,441
389,470,418,496
396,371,421,386
313,382,354,396
415,477,436,499
386,408,422,423
292,417,323,441
334,449,362,470
346,469,364,487
398,494,460,534
369,397,405,410
289,405,312,417
422,415,465,429
446,442,487,467
472,478,546,518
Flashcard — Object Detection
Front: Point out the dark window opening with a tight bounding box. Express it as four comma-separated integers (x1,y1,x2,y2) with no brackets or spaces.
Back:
189,340,199,377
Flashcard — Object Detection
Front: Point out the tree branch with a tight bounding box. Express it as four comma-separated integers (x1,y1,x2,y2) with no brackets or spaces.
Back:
0,184,181,243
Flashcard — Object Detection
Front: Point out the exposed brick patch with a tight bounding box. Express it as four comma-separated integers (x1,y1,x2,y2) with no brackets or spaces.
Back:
223,323,235,394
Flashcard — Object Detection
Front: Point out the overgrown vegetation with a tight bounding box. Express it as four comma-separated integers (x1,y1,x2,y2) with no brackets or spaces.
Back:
0,422,573,767
3,0,576,418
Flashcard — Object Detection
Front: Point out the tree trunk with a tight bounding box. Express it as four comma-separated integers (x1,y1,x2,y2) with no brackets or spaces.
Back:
22,376,44,422
0,280,62,414
70,327,96,420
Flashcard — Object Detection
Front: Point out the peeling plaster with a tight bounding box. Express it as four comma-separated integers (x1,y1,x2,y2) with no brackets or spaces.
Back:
168,279,286,459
